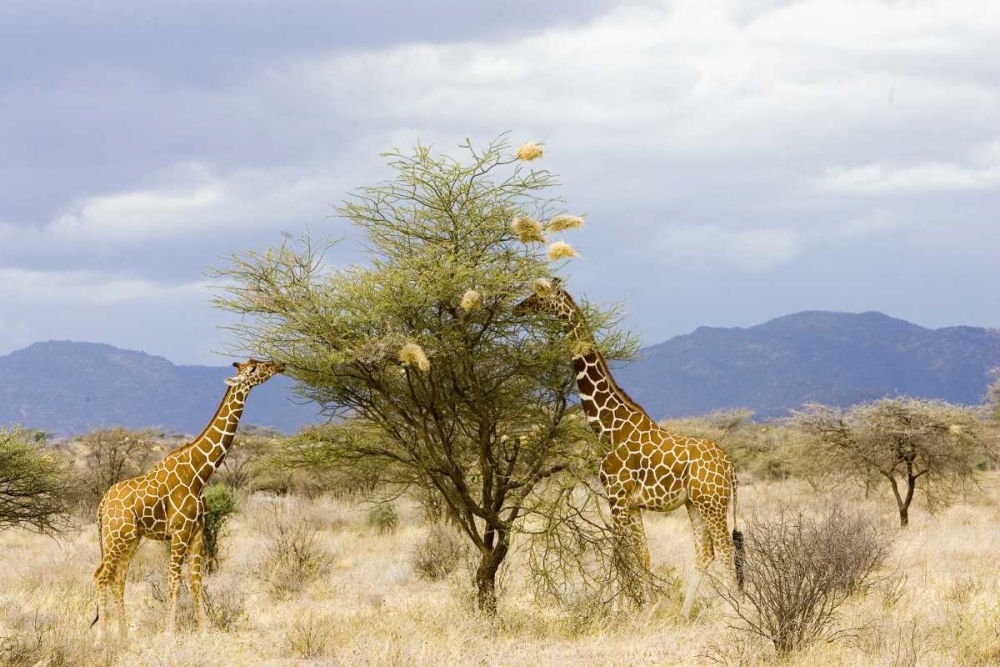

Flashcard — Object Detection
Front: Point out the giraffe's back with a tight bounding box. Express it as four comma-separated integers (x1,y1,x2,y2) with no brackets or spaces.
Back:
600,428,734,513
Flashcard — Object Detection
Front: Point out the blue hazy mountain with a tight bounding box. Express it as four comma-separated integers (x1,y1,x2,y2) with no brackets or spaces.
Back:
615,311,1000,419
2,311,997,434
0,341,318,435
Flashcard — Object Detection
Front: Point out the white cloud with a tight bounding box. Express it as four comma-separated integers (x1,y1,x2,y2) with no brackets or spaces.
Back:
654,225,800,272
651,210,904,273
815,157,1000,195
0,268,210,305
3,0,1000,357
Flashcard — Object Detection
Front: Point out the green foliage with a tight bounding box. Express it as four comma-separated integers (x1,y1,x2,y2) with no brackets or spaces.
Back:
202,484,239,573
0,427,72,533
215,135,633,613
365,503,399,534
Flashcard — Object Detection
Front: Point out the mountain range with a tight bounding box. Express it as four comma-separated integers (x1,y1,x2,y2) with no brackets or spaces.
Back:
616,311,1000,418
0,341,317,435
1,311,997,434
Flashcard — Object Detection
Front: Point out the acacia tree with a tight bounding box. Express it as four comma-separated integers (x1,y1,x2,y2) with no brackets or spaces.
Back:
0,427,73,533
794,398,996,527
81,427,157,508
987,367,1000,423
215,137,629,613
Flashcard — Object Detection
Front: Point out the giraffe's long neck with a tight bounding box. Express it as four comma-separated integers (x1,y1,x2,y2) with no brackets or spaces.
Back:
572,349,653,443
184,385,248,492
554,295,654,442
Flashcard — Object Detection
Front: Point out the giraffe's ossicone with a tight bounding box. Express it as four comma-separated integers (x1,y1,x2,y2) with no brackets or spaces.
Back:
92,359,283,646
517,279,744,616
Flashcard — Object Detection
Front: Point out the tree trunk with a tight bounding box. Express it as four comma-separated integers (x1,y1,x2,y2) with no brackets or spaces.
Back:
885,472,914,529
475,539,509,615
899,473,917,529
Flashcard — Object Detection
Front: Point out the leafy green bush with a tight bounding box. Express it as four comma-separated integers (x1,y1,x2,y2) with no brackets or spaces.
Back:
365,503,399,534
202,484,239,572
0,427,72,533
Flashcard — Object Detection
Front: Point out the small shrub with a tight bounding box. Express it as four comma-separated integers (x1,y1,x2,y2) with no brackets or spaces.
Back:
203,586,247,631
202,484,238,573
365,503,399,534
413,525,466,581
718,504,892,654
286,613,333,659
256,514,333,600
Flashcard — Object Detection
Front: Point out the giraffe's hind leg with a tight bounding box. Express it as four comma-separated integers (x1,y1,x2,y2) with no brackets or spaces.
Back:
93,562,114,647
704,502,736,588
113,539,140,646
681,500,714,618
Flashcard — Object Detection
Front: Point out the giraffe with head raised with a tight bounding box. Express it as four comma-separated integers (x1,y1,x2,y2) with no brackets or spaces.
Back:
517,279,743,617
92,358,283,646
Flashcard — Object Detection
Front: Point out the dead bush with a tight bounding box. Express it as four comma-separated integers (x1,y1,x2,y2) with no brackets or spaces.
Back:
717,504,893,654
286,613,333,659
204,586,247,631
413,525,466,581
256,513,333,600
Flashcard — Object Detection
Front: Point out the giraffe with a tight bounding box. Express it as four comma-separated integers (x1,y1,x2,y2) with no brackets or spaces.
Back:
92,359,283,646
516,279,743,617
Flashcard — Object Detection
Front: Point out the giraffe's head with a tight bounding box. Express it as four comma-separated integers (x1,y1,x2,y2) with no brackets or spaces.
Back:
514,278,577,323
224,359,285,389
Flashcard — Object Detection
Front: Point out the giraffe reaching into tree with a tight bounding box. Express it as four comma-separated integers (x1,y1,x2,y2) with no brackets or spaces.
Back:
517,279,743,617
92,359,283,646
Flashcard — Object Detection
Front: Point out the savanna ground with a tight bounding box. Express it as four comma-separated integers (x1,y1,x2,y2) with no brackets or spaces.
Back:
2,472,999,667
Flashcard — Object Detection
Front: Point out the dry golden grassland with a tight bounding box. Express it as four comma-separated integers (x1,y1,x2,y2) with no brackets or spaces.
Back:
1,476,999,667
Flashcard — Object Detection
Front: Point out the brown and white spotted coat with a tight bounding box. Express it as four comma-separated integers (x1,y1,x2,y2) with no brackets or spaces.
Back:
518,280,740,616
93,359,282,645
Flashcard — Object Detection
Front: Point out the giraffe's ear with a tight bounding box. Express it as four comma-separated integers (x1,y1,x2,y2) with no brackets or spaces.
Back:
224,376,240,387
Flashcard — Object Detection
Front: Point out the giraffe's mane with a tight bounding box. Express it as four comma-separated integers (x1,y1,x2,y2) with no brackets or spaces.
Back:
557,289,653,420
159,384,240,461
586,346,648,417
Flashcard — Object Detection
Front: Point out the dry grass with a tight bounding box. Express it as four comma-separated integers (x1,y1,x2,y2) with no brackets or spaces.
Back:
1,477,998,666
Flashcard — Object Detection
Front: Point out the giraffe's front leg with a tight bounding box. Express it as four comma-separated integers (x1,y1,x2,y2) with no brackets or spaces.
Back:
627,507,655,602
610,504,647,609
187,525,207,633
166,533,187,636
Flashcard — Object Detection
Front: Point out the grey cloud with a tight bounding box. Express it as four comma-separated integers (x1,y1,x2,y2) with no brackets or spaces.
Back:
1,0,998,364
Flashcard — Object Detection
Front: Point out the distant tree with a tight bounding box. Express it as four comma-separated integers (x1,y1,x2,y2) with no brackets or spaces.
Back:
214,428,282,493
82,427,158,507
794,398,996,527
987,367,1000,423
215,136,629,613
0,427,73,532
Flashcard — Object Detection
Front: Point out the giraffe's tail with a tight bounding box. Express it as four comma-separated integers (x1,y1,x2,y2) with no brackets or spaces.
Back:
91,509,105,627
731,469,745,592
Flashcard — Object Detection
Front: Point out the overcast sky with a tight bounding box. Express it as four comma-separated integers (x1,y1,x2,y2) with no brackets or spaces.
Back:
1,0,998,364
